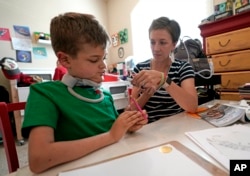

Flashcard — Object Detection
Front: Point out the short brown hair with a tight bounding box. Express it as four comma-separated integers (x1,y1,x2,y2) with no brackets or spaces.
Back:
149,17,181,43
50,12,110,57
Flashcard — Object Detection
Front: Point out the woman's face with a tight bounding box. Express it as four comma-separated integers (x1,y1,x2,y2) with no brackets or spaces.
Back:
149,29,176,60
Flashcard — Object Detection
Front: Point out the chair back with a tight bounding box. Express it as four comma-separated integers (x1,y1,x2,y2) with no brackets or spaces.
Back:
0,101,26,173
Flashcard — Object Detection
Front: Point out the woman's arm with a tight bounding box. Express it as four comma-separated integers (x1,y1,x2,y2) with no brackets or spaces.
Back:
131,70,198,113
162,77,198,113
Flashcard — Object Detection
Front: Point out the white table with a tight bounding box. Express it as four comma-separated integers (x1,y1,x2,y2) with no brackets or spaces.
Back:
9,100,234,176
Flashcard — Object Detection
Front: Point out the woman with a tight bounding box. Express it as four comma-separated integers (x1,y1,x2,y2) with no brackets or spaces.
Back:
130,17,198,123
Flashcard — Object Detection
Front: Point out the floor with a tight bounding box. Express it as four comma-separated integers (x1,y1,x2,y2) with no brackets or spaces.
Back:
0,139,28,176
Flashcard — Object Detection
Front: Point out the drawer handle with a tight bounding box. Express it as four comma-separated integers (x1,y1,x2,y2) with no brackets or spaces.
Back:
219,60,231,67
219,39,231,47
221,80,230,88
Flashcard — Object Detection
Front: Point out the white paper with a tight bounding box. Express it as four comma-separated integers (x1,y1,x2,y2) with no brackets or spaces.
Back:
59,144,212,176
186,124,250,170
11,37,32,51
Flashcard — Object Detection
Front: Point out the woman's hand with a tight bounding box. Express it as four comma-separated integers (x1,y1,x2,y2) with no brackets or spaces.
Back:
131,70,162,91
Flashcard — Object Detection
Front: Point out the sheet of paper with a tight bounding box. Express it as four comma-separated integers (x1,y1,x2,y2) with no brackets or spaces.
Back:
11,37,32,51
59,144,212,176
186,124,250,170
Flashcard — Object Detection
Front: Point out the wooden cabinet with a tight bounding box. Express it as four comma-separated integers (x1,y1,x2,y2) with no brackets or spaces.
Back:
212,50,250,72
206,27,250,55
199,11,250,101
220,71,250,89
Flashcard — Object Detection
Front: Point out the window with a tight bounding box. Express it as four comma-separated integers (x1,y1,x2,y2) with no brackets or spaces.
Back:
130,0,213,64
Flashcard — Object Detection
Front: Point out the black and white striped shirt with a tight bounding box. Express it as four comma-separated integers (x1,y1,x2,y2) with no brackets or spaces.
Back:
133,59,195,123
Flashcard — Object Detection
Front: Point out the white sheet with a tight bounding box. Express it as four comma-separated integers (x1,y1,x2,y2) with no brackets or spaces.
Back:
186,124,250,170
59,144,212,176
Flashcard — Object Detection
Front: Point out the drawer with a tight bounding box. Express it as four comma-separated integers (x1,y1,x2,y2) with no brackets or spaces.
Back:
206,27,250,55
220,71,250,89
212,49,250,72
218,92,241,101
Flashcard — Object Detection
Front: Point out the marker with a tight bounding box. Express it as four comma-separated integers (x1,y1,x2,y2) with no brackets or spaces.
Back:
130,96,147,119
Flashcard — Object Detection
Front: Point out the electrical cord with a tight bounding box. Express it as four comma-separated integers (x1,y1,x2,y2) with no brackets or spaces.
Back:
181,36,214,79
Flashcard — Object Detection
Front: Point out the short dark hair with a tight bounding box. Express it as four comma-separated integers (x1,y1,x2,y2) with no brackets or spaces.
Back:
50,12,110,56
148,17,181,43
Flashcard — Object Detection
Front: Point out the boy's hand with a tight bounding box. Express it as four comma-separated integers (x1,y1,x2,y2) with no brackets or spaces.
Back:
109,111,147,141
128,110,148,132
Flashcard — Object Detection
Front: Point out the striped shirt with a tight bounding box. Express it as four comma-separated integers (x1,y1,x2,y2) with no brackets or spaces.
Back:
133,59,195,123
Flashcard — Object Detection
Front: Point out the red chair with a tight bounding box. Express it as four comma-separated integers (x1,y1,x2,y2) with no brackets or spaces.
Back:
0,101,26,173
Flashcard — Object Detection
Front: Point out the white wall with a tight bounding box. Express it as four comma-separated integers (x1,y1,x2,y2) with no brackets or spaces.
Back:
0,0,108,92
106,0,139,65
0,0,213,94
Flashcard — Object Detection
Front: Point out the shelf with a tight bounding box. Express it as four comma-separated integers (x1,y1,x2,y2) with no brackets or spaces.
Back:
37,39,51,45
199,11,250,38
198,10,250,54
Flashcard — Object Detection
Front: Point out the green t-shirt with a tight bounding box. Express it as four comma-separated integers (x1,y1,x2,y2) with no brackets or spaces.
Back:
22,81,118,141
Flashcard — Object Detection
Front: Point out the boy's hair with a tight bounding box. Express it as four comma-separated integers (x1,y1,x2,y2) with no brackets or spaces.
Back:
50,12,110,56
148,17,181,43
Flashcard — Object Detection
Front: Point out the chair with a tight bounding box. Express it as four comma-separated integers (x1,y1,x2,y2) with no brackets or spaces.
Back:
0,101,26,173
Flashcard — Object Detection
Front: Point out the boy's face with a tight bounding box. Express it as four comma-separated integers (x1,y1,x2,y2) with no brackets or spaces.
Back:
59,44,107,83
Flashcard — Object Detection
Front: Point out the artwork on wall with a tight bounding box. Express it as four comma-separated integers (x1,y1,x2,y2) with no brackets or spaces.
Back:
16,50,32,63
33,47,47,59
119,28,128,44
11,37,32,51
13,25,31,39
1,23,53,65
111,33,119,47
0,27,11,41
111,28,129,47
34,32,50,41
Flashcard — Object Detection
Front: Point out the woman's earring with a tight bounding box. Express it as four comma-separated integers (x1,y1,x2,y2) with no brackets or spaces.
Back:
169,51,175,62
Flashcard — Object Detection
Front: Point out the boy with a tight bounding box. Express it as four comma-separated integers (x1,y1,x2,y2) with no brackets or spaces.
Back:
22,12,148,173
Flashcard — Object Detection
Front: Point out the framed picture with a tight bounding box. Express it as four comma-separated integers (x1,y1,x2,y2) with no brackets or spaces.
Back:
16,50,32,63
111,33,119,47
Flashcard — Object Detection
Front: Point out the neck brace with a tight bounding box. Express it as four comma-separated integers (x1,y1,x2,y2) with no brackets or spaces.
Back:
61,73,104,103
61,73,102,88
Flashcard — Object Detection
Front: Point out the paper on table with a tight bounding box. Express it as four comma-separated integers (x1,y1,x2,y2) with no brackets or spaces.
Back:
186,124,250,170
59,143,213,176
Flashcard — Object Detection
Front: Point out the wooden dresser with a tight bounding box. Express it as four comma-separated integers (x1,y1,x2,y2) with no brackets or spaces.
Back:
199,11,250,101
